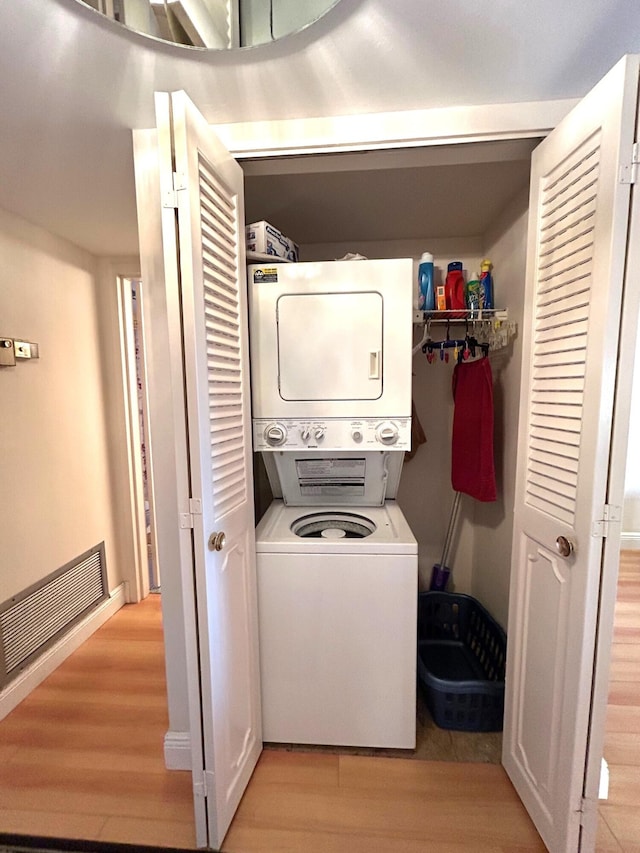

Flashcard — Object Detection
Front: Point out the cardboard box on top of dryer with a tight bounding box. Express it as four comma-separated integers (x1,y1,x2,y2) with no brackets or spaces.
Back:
246,221,299,262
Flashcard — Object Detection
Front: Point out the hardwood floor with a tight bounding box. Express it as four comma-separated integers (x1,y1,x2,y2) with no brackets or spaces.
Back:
6,561,637,853
599,549,640,853
0,596,196,848
0,592,545,852
223,751,545,852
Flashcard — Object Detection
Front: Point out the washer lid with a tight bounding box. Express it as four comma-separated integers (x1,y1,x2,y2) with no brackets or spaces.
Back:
255,500,418,554
291,511,376,539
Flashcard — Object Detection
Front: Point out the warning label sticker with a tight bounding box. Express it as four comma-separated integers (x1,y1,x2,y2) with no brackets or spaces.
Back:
253,267,278,284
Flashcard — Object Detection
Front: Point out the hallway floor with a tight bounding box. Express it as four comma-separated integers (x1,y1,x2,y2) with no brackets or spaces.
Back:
598,549,640,851
0,596,196,847
0,595,534,851
0,566,635,852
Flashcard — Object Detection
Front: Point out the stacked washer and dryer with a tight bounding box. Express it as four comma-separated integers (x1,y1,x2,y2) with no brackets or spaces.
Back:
249,258,418,749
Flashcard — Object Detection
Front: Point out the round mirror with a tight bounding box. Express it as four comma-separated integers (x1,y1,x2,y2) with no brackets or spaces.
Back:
78,0,342,49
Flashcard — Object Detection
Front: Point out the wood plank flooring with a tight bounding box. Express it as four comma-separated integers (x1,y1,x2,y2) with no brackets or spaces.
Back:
0,595,197,847
1,555,636,853
599,549,640,853
222,751,545,852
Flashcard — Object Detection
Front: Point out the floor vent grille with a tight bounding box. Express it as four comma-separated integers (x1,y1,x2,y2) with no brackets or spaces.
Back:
0,542,108,688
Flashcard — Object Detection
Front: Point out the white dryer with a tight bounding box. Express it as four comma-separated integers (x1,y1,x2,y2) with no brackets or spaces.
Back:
256,500,418,748
248,257,413,428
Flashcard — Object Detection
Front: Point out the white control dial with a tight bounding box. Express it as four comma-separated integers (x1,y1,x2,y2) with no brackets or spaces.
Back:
264,422,287,446
314,427,326,441
376,421,399,445
300,427,310,441
351,429,363,443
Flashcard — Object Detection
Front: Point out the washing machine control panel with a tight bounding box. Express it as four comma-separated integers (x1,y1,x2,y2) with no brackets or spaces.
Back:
253,418,411,451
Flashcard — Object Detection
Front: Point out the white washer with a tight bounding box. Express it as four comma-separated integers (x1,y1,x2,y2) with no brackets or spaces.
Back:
256,499,418,748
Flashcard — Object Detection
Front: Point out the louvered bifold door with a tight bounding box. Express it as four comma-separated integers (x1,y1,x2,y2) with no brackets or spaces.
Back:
503,55,639,853
199,156,247,518
526,134,599,526
169,90,262,850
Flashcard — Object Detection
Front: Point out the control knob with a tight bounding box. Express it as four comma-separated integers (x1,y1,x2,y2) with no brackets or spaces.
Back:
376,421,399,445
300,427,311,441
264,422,287,446
314,427,326,441
351,429,363,443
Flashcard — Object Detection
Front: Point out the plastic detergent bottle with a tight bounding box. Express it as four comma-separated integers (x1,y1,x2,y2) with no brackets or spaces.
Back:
418,252,435,311
480,259,494,309
465,273,481,310
445,261,466,311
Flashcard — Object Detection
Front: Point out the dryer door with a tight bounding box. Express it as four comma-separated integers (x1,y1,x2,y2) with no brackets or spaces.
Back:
277,291,383,401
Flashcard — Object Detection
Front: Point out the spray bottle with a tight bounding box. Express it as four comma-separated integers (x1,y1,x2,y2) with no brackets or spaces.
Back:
465,273,481,311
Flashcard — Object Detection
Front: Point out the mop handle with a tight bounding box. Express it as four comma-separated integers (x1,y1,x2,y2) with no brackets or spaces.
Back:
439,491,461,567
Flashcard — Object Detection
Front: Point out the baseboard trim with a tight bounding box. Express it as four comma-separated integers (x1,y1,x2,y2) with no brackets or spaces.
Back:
0,583,126,721
164,730,192,770
621,533,640,550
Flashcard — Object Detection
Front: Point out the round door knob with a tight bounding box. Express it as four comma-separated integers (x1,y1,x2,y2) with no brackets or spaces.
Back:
208,531,226,552
555,536,574,557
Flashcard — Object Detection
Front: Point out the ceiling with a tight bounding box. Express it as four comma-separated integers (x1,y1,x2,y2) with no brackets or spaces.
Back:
242,140,539,247
1,0,639,257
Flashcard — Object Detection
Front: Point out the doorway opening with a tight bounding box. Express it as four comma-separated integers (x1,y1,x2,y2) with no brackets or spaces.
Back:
118,276,159,597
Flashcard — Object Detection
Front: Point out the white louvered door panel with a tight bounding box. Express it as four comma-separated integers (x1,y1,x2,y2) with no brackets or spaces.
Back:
503,56,639,853
525,133,598,528
199,157,247,518
167,90,262,850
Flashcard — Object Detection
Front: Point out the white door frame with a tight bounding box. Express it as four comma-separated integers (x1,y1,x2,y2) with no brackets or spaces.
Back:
130,93,631,847
580,99,640,848
116,273,154,602
214,99,577,158
214,93,635,844
146,99,576,764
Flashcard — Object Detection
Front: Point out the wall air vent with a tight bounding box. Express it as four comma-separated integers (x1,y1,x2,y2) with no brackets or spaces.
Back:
0,542,108,689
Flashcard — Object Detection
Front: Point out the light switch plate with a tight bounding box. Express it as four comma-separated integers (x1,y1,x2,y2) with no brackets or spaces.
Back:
14,341,39,359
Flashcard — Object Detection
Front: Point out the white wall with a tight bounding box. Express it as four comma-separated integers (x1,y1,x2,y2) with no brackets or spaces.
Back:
3,1,640,257
0,208,123,601
472,189,529,630
623,306,640,546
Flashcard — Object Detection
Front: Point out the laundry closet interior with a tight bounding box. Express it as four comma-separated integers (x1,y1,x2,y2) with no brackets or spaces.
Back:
239,135,539,756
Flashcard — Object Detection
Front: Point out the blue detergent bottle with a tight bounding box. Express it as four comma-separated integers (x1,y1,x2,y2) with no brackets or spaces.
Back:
480,258,494,309
418,252,435,311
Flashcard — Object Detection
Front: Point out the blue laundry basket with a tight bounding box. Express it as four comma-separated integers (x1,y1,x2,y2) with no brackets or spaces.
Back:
417,591,507,732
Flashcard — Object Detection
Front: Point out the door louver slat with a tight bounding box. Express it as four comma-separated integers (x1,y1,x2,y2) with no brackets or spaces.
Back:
525,132,602,524
198,154,247,519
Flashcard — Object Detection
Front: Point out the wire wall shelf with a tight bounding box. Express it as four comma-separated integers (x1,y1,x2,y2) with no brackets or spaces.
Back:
413,309,517,353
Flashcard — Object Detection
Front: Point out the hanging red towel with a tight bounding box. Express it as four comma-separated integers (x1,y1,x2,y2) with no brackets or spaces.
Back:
451,358,496,502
